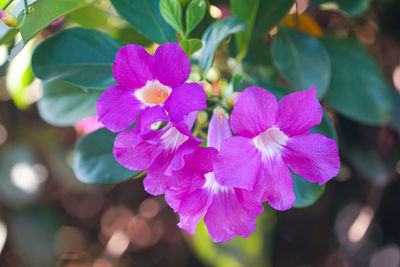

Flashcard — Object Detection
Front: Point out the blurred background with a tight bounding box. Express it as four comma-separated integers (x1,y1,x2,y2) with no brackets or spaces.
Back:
0,0,400,266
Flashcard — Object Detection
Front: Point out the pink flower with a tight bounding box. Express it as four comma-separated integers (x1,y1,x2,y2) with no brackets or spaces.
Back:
75,116,104,135
214,86,340,210
96,43,206,135
165,110,263,242
113,112,202,195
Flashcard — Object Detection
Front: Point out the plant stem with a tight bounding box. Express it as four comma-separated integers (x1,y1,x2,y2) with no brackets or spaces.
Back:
1,0,14,10
23,0,29,13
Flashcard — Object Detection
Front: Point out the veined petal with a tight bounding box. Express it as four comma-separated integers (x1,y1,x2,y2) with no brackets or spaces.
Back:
231,87,278,138
144,150,177,195
177,188,213,235
252,156,296,211
204,189,262,242
214,136,262,190
164,83,206,123
134,106,169,136
113,129,163,170
184,147,218,174
165,168,205,212
96,85,142,132
283,133,340,185
207,109,232,150
154,43,191,88
166,137,202,175
277,87,323,136
113,45,154,88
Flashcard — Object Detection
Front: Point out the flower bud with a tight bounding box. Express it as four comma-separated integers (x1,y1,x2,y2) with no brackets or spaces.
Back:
0,10,18,27
226,92,240,108
196,111,208,126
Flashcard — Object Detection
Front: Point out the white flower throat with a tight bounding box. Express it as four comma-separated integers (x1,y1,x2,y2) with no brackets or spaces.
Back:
253,126,289,160
135,80,172,106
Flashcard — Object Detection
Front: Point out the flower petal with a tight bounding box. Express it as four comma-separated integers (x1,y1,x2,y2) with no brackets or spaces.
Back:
204,189,262,242
277,87,323,136
184,147,218,174
135,106,169,136
113,129,163,170
154,43,191,88
113,45,154,88
166,137,202,175
231,86,278,138
96,85,142,132
164,82,206,123
144,150,177,195
177,188,213,235
207,109,232,150
252,156,295,211
165,168,205,212
214,136,261,190
283,133,340,185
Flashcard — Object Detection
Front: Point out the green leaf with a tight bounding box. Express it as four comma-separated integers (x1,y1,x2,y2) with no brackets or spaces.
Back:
272,27,331,99
251,0,294,42
160,0,184,35
111,0,177,44
32,27,122,89
293,174,326,208
67,3,109,29
179,38,202,57
73,128,139,184
311,0,372,16
321,36,392,125
185,0,206,35
37,79,102,127
231,0,259,59
20,0,93,44
193,16,248,72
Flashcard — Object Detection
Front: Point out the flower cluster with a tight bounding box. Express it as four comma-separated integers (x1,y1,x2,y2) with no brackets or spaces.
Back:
97,43,340,242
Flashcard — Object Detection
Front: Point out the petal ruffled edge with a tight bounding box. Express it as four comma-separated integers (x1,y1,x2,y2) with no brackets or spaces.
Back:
230,86,278,138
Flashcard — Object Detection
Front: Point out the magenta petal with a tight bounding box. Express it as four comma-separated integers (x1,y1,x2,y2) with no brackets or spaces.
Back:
207,110,232,150
283,133,340,185
253,156,296,211
164,83,206,123
113,129,163,170
277,87,323,136
113,45,154,88
154,43,191,88
231,87,278,138
144,150,177,195
214,136,261,190
184,147,218,174
204,189,262,242
177,188,213,235
96,85,142,132
166,138,201,175
165,169,205,212
165,185,189,212
135,106,169,136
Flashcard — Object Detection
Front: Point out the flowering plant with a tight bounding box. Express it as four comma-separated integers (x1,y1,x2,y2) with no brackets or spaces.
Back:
1,0,397,265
